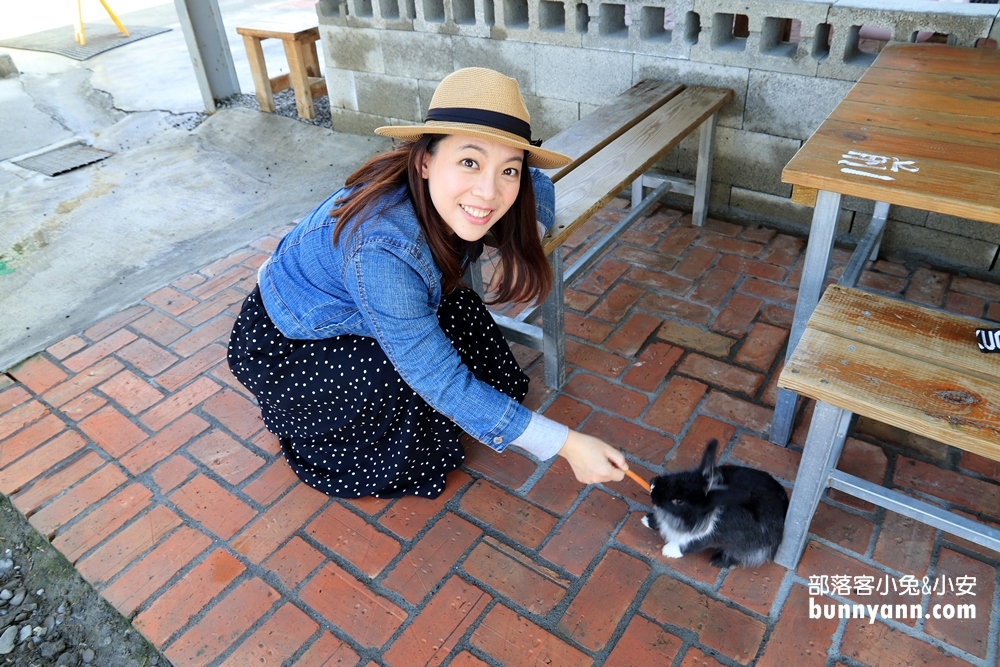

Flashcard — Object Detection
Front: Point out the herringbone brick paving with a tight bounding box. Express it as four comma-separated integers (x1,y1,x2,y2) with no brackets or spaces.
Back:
3,200,1000,666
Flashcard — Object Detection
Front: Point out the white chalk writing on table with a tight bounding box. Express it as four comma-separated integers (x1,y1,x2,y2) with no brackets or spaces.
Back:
838,150,919,181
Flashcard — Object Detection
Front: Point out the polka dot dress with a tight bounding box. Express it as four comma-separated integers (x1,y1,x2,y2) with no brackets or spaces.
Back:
228,286,529,499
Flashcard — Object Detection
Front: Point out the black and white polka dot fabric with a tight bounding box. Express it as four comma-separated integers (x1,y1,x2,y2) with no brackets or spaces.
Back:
228,286,528,498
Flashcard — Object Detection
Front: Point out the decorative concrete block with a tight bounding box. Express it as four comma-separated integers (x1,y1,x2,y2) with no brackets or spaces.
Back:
413,0,492,36
818,1,997,81
744,69,852,140
417,77,438,115
712,126,800,197
524,94,581,141
354,72,422,119
883,220,998,273
841,196,927,226
317,0,349,26
451,35,537,92
534,44,634,104
579,0,694,58
330,107,395,135
633,54,748,129
337,0,416,30
527,0,586,47
320,25,386,73
688,0,831,76
730,185,816,227
381,30,454,79
324,68,360,111
926,212,1000,245
486,0,584,47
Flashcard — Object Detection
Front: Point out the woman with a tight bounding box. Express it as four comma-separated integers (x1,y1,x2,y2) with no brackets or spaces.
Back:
228,67,628,498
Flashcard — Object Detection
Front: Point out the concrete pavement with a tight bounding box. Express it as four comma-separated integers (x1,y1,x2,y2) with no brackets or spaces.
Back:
0,0,390,371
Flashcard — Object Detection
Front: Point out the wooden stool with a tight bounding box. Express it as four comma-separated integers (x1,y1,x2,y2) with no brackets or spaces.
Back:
235,23,327,120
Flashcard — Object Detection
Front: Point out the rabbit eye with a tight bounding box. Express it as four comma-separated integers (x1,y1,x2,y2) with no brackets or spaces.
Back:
671,498,685,506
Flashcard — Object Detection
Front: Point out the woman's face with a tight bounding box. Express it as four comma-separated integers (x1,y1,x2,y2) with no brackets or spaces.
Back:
420,133,523,242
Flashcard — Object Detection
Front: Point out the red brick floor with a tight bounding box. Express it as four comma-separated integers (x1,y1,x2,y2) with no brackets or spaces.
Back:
3,200,1000,666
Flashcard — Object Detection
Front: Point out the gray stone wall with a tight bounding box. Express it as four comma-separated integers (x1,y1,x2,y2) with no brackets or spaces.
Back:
315,0,1000,275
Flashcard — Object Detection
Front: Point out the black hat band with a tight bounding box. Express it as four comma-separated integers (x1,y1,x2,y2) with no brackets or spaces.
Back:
424,107,532,143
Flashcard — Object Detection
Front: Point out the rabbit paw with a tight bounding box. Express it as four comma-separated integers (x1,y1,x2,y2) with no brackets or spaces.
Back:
662,542,683,559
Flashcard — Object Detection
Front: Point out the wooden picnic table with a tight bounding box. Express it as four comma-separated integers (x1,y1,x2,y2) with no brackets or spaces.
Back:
770,42,1000,445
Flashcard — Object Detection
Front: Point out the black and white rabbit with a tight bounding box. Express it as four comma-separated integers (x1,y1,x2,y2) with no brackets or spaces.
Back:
641,439,788,568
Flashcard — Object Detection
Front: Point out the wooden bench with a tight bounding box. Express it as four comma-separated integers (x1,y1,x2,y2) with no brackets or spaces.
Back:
471,79,733,389
235,23,327,120
774,283,1000,568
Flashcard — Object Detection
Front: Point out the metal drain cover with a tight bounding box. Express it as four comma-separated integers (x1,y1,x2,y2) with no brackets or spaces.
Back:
12,143,113,176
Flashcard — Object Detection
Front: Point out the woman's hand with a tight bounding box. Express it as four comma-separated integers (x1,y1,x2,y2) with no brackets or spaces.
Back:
558,430,628,485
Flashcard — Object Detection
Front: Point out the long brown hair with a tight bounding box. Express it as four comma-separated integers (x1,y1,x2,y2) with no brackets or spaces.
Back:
330,135,552,305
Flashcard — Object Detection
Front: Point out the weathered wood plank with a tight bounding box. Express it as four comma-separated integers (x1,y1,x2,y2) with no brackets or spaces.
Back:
779,327,1000,461
235,24,320,41
542,79,685,183
782,138,1000,224
870,43,1000,76
811,119,1000,173
857,67,1000,102
790,184,818,207
543,86,732,253
826,100,1000,147
846,82,1000,122
807,285,1000,384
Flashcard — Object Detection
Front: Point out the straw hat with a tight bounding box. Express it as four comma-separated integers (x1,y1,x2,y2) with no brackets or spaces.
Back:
375,68,572,170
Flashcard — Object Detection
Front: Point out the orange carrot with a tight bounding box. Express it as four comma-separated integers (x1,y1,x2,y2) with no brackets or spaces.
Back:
624,468,650,493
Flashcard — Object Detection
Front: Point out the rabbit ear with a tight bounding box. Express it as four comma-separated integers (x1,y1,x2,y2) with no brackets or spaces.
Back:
699,439,719,486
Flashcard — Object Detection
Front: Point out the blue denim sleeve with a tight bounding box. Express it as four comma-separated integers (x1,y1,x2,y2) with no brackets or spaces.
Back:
531,168,556,233
345,240,536,452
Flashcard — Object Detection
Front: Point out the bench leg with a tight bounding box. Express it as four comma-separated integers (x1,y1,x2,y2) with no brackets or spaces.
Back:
770,189,842,445
304,38,322,78
462,257,487,298
284,38,316,119
774,401,852,569
242,35,275,113
691,111,719,227
542,250,566,389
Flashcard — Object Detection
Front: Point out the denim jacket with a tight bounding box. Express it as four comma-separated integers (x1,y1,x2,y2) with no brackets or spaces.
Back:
257,168,567,461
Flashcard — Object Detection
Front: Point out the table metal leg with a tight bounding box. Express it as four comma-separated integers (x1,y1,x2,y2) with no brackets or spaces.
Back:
838,201,889,288
770,189,842,445
774,401,852,569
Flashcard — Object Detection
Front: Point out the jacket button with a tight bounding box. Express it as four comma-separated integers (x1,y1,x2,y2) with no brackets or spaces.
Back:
493,436,503,445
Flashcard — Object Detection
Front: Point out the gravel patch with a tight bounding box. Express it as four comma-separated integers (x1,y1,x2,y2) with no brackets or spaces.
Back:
216,89,332,129
0,495,166,666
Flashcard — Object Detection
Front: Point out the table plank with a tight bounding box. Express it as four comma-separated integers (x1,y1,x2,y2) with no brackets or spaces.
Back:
846,81,1000,120
826,100,1000,147
857,67,1000,101
811,119,1000,172
870,43,1000,75
779,327,1000,460
783,137,1000,224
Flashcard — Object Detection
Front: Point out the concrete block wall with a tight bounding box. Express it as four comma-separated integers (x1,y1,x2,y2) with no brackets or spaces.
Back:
315,0,1000,274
